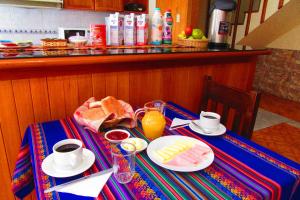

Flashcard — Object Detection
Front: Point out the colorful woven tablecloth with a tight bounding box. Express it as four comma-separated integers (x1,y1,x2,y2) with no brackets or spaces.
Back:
12,102,300,200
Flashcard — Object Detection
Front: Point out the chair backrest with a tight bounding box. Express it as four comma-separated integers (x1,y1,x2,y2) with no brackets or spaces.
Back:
200,76,261,139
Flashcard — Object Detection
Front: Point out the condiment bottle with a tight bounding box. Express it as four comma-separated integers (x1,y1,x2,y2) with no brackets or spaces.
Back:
151,8,163,45
163,9,173,44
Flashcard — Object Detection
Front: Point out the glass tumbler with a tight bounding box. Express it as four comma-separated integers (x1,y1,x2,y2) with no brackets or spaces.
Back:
111,142,136,184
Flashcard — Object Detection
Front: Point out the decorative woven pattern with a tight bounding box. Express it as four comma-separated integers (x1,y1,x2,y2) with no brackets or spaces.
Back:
12,102,300,200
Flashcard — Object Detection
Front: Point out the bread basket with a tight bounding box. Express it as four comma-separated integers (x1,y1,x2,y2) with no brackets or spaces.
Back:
177,38,208,48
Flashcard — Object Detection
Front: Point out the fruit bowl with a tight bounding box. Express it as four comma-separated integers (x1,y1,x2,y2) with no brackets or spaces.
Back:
177,38,208,48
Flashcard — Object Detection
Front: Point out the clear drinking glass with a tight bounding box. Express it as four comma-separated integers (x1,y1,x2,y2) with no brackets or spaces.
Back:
111,142,136,184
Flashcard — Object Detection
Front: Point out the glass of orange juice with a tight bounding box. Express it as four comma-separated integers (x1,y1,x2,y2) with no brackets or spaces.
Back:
135,100,166,140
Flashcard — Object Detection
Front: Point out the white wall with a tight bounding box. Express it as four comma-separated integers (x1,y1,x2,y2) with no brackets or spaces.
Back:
0,6,110,44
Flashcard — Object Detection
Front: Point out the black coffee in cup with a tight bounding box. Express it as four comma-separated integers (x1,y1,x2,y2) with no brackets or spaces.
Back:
203,115,217,119
56,144,79,153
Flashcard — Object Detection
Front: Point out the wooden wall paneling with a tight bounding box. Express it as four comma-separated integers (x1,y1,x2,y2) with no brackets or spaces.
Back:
161,67,173,102
0,81,22,175
190,0,208,30
224,61,255,90
136,70,157,104
63,75,79,116
77,74,93,105
92,73,106,100
117,72,130,102
169,67,191,109
245,59,257,90
95,0,123,12
13,78,34,200
129,68,163,106
30,78,51,123
47,76,66,120
12,79,35,136
129,70,143,106
149,69,163,101
63,0,95,10
105,72,118,98
0,125,15,200
187,66,205,112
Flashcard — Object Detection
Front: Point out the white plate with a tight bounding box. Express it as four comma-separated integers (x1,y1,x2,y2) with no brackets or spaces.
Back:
42,148,95,178
189,120,226,136
122,138,148,153
147,135,214,172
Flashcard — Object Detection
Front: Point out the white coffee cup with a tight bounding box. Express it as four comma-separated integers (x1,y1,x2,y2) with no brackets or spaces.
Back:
52,139,83,171
198,111,221,132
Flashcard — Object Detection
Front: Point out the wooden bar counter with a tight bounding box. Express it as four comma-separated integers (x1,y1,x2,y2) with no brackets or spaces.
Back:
0,47,269,199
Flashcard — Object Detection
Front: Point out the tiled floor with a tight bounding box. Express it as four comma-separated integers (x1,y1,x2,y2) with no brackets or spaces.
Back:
252,123,300,163
252,93,300,163
254,109,300,131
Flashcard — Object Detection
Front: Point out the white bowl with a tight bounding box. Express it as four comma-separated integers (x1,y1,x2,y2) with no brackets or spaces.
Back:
104,129,130,143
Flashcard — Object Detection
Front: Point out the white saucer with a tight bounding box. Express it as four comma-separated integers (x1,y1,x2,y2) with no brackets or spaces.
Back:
42,148,95,178
189,120,226,136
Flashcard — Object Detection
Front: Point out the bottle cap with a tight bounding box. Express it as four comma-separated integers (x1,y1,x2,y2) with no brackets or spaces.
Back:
166,8,171,12
154,8,161,11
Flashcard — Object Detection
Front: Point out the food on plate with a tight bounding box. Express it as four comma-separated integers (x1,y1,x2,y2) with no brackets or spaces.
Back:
153,140,211,166
122,138,146,151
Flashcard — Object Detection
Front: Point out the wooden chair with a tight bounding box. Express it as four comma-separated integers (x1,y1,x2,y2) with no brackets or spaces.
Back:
200,76,261,139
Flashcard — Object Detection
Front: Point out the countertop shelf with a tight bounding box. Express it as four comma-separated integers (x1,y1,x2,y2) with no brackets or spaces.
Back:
0,46,270,71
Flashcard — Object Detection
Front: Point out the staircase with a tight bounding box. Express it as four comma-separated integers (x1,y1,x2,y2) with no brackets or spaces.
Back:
228,0,292,47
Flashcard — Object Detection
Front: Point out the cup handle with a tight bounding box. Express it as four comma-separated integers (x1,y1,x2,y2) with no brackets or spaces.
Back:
134,108,145,120
69,153,80,167
200,111,206,117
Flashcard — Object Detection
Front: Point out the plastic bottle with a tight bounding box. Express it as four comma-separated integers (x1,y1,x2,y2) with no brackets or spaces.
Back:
163,9,173,44
151,8,163,45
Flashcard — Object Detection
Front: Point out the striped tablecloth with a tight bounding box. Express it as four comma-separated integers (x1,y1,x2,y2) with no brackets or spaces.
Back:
12,102,300,200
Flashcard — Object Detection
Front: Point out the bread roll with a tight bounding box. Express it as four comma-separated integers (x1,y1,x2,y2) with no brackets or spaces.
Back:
81,107,106,120
101,96,126,117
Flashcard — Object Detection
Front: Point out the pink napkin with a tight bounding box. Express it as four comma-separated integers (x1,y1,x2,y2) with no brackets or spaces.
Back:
74,97,136,132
